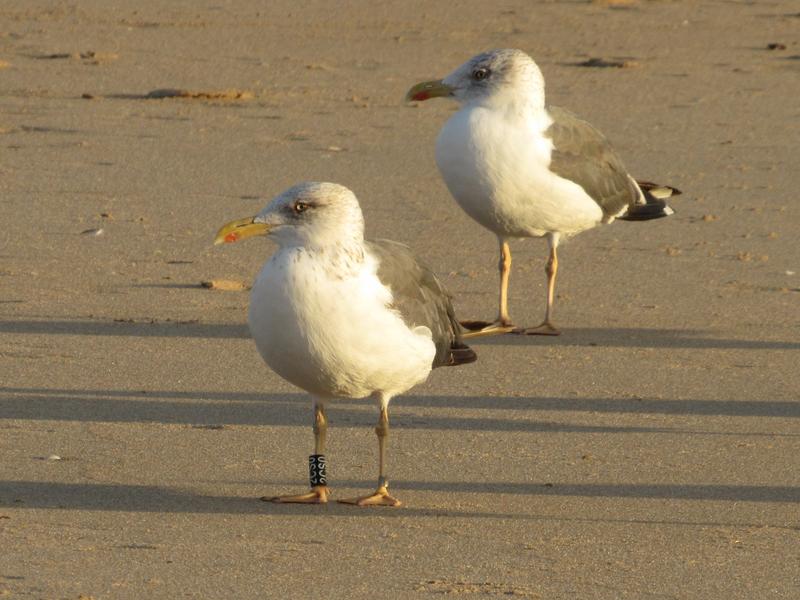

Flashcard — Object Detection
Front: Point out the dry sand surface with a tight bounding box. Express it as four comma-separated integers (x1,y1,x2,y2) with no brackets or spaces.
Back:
1,1,799,598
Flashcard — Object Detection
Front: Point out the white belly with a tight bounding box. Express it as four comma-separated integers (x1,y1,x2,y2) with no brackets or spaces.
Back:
248,249,435,400
435,106,603,238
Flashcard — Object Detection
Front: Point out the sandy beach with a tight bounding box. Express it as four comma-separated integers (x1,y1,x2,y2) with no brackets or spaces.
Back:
1,1,798,598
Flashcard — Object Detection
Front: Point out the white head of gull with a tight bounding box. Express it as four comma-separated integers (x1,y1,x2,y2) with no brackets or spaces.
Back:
215,182,476,506
407,49,680,337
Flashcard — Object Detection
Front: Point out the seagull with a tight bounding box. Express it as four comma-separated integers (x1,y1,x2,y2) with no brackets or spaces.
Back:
215,182,476,507
406,49,680,337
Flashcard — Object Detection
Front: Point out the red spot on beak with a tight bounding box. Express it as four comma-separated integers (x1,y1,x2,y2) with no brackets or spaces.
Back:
224,232,240,243
412,91,431,101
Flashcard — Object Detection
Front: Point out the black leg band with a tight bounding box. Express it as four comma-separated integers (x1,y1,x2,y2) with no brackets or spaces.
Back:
309,454,327,487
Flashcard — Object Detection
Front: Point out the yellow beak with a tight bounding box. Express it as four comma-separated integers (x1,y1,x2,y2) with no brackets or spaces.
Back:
214,217,271,245
405,79,454,102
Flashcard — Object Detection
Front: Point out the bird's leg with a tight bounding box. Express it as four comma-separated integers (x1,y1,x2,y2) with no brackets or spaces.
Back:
266,401,331,504
498,240,513,325
517,235,561,336
339,403,401,507
461,239,516,338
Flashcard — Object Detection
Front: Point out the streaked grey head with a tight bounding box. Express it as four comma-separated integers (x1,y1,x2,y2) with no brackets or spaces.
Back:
443,49,545,108
256,182,365,248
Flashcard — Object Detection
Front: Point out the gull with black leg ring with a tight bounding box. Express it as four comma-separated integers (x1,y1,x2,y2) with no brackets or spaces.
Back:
215,182,476,507
407,49,680,337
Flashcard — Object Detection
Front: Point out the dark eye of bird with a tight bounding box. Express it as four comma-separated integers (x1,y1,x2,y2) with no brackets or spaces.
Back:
472,68,490,81
293,201,309,214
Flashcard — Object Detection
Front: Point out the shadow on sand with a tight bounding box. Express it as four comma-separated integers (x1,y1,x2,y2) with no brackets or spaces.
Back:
1,319,798,350
1,387,797,437
0,480,797,531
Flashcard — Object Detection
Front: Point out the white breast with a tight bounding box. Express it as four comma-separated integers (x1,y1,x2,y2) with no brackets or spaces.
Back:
435,106,603,238
248,248,436,400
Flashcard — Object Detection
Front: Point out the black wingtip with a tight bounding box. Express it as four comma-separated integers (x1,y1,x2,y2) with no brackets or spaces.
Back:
618,199,674,221
447,343,477,366
620,182,677,222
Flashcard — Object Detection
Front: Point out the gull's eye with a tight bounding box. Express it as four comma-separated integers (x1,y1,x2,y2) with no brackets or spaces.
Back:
472,68,490,81
293,201,309,214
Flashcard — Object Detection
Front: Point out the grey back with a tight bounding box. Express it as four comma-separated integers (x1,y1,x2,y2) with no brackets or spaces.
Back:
366,239,466,368
546,106,640,220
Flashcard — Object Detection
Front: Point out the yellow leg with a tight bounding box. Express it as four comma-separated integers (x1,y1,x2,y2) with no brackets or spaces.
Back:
339,404,402,507
517,235,561,336
461,239,516,338
266,401,331,504
498,240,512,324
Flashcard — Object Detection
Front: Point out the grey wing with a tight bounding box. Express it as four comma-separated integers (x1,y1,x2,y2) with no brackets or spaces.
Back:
366,239,475,369
546,106,641,221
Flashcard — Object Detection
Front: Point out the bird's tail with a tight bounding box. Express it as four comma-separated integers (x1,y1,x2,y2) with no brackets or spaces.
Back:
446,342,478,366
619,179,681,222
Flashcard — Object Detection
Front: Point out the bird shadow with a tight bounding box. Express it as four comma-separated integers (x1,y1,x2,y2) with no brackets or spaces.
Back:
0,318,249,339
278,478,800,505
1,387,796,438
1,319,797,350
389,480,800,504
470,327,800,351
1,480,797,530
0,386,669,434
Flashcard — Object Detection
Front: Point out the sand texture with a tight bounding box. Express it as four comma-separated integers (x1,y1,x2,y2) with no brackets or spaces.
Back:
1,1,798,598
